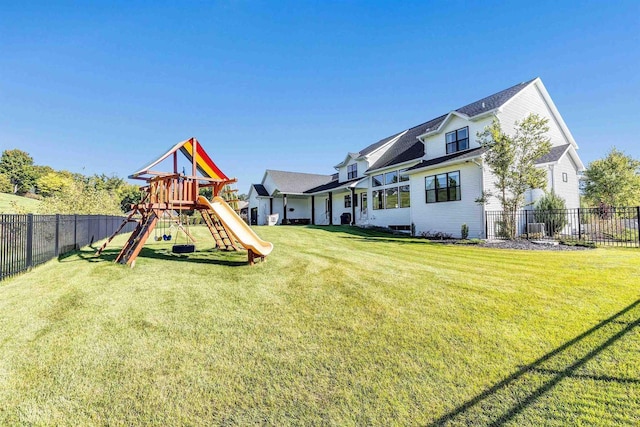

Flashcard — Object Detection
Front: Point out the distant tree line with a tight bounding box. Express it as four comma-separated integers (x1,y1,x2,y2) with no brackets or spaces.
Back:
0,148,141,214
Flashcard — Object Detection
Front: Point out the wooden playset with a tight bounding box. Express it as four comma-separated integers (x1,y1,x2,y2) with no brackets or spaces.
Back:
96,138,273,266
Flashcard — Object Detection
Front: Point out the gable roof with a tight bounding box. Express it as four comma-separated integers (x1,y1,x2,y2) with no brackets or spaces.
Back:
366,115,446,172
362,79,536,173
266,169,334,195
130,137,229,180
251,184,269,197
406,147,486,173
535,144,571,165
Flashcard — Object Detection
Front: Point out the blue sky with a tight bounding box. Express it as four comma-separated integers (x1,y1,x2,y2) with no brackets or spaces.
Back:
1,1,638,192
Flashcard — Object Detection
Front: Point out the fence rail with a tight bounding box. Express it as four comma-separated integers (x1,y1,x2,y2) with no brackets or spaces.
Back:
0,214,136,281
486,206,640,248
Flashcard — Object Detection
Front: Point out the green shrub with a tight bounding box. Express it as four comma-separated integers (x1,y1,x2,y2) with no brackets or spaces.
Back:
461,223,469,239
534,192,567,236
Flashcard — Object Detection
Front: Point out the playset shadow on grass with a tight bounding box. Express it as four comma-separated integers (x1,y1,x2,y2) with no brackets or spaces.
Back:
96,138,273,266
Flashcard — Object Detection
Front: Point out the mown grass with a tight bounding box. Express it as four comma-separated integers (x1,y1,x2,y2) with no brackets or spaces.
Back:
0,193,41,213
0,225,638,426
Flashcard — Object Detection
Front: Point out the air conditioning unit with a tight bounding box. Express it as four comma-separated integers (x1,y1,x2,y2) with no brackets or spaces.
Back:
527,223,546,235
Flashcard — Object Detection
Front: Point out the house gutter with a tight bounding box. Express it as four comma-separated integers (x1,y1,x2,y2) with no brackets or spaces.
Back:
365,159,422,176
405,154,483,175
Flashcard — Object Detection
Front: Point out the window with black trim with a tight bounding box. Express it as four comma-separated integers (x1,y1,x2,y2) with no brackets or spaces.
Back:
344,194,352,208
372,190,383,210
445,127,469,154
425,170,461,203
361,193,367,212
562,172,568,182
347,163,357,179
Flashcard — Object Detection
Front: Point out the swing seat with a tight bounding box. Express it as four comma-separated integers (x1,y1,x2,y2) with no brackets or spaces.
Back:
172,244,195,254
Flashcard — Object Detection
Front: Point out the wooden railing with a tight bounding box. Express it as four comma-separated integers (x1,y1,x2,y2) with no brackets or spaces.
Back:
149,176,199,206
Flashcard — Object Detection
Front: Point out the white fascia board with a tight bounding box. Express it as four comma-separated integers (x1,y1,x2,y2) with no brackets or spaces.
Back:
416,111,470,140
333,152,360,169
565,145,585,171
362,130,407,159
364,159,421,176
494,78,538,113
304,177,367,196
534,79,578,149
405,155,483,175
499,78,578,149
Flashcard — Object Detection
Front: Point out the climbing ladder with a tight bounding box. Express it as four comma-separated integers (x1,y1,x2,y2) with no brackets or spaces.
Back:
115,210,158,266
200,209,238,251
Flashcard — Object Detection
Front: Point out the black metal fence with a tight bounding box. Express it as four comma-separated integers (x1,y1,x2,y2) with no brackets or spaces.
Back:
0,214,136,281
486,206,640,247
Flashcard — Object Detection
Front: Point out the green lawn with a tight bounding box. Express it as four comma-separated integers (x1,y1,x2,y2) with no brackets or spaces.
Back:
0,226,638,426
0,192,41,213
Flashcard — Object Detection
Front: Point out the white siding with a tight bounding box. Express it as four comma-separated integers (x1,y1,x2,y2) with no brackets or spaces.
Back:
338,158,368,183
262,173,278,195
331,190,353,224
548,154,581,209
410,162,485,238
497,83,572,148
313,195,330,225
422,115,494,160
282,196,312,220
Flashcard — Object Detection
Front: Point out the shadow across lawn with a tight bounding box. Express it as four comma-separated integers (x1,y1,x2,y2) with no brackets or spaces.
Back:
63,245,249,267
429,298,640,426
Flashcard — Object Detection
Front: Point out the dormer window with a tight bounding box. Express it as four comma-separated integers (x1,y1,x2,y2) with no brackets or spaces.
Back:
347,163,357,179
446,127,469,154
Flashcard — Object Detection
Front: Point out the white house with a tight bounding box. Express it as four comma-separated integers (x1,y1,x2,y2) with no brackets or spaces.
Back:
248,78,585,237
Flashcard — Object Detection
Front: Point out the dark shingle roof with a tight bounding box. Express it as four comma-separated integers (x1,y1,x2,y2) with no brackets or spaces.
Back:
535,144,570,164
304,176,361,194
406,147,486,172
251,184,269,196
366,115,446,172
363,79,536,172
358,131,405,157
456,78,536,117
266,170,334,194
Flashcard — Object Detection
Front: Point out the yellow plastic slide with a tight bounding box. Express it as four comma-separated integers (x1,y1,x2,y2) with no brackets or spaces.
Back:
197,196,274,257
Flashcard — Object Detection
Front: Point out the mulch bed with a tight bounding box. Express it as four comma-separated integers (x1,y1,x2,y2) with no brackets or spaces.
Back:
426,239,594,251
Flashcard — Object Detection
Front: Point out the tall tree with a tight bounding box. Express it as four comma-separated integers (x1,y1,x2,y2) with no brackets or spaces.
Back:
582,148,640,207
477,113,552,238
0,149,36,194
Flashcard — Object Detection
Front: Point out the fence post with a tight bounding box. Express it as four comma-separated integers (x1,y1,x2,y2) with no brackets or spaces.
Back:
26,214,34,268
54,214,60,257
485,212,488,239
525,210,529,238
73,214,78,250
577,208,581,240
637,206,640,248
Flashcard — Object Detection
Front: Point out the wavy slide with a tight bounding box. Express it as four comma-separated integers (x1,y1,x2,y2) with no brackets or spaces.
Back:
198,196,274,257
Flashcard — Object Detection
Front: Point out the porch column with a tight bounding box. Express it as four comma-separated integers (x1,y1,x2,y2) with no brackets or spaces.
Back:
328,192,333,225
269,198,273,215
351,187,356,226
311,196,315,225
283,194,288,222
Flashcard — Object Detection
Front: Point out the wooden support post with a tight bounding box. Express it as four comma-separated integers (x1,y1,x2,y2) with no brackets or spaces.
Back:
269,198,273,215
248,249,265,265
311,196,315,225
328,192,333,225
192,138,198,201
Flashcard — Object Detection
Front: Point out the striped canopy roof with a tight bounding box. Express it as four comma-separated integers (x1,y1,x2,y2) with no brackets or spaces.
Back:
130,138,229,181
